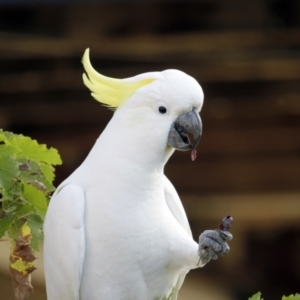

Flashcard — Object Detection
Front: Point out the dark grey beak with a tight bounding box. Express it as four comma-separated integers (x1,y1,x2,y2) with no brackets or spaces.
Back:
167,109,202,151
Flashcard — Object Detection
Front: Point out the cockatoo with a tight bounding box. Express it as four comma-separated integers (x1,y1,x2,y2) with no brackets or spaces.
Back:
43,48,232,300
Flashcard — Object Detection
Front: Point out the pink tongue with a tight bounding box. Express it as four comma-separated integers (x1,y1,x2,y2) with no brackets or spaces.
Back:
191,149,197,161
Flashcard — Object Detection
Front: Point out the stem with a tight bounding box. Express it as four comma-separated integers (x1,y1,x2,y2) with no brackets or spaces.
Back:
9,222,36,300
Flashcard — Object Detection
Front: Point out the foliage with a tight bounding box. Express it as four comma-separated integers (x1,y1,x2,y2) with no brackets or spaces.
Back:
0,129,62,299
249,292,263,300
282,295,300,300
0,129,61,247
249,292,300,300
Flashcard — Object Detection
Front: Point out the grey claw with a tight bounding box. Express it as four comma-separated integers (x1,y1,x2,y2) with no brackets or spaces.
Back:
222,244,230,255
198,229,232,265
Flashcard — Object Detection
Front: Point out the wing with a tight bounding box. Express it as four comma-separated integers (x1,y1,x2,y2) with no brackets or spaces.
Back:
164,175,192,237
43,183,85,300
163,175,192,300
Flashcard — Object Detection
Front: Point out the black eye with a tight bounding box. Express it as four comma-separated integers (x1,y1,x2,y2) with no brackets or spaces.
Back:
158,106,167,114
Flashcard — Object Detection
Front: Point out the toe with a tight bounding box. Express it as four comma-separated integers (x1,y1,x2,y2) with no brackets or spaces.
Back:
221,243,230,255
210,250,218,260
218,230,233,241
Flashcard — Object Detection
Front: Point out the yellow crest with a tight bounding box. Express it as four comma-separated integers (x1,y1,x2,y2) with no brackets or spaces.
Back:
82,48,154,109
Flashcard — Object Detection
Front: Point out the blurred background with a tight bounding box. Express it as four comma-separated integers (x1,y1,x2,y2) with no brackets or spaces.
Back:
0,0,300,299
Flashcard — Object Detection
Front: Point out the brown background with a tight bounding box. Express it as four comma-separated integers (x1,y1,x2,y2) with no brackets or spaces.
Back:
0,1,300,299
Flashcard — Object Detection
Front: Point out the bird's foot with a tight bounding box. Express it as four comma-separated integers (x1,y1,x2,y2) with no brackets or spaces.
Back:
197,230,233,266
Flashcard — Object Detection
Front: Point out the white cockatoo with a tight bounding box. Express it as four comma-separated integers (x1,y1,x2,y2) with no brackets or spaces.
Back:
43,48,232,300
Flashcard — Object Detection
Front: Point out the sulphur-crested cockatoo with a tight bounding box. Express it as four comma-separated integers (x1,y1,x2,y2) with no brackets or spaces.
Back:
44,48,232,300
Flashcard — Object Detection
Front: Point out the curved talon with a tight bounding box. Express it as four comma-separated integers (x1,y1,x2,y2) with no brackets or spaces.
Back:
221,245,230,255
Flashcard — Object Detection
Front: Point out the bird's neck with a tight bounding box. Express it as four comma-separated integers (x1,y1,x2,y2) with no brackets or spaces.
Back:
86,119,175,175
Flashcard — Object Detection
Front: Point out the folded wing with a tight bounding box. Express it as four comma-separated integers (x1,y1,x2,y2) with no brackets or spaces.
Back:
43,184,85,300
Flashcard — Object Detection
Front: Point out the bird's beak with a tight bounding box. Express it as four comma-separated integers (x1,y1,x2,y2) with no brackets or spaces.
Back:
167,109,202,151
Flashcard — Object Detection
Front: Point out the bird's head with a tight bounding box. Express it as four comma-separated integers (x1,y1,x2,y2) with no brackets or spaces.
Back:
82,49,204,163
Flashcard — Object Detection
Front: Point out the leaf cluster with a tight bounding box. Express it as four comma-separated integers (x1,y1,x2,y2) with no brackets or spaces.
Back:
0,130,62,250
249,292,300,300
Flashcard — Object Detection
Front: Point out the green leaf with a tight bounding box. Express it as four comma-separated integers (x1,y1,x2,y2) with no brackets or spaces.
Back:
249,292,263,300
0,154,20,190
0,144,20,156
17,160,52,192
0,129,14,141
2,180,22,203
0,215,13,238
23,159,41,174
6,135,62,165
22,183,47,216
282,294,300,300
8,217,26,240
0,203,35,238
40,163,55,184
14,203,36,219
2,204,17,214
27,214,44,251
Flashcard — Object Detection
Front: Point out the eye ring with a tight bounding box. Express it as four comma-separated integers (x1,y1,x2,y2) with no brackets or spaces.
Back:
158,106,167,114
